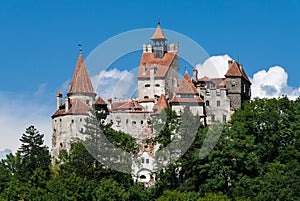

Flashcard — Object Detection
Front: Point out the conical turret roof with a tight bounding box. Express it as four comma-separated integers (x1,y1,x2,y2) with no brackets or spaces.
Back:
68,53,95,95
150,22,167,41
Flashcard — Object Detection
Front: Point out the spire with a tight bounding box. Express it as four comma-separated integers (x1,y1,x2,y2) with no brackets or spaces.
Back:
150,20,167,42
68,53,95,95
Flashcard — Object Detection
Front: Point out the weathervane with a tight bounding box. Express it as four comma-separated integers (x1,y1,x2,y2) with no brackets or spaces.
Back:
78,42,82,53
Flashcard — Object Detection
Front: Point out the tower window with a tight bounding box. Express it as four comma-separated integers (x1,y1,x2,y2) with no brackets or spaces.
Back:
145,84,150,87
217,101,221,107
206,100,209,106
212,115,215,122
146,159,149,164
71,119,74,123
141,120,143,124
223,115,227,122
155,84,160,87
144,96,149,99
132,121,136,125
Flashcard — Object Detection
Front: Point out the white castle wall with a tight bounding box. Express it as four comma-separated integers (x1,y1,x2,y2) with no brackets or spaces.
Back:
52,114,88,158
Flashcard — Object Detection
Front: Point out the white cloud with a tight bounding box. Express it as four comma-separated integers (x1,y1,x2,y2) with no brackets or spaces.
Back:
196,55,300,100
0,91,53,153
251,66,300,99
91,68,137,100
195,54,232,78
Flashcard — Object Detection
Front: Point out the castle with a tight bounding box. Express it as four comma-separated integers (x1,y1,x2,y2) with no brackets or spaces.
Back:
51,22,251,182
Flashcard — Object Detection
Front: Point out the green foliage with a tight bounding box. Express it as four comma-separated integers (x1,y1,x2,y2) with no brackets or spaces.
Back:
1,97,300,200
94,178,129,201
18,125,51,180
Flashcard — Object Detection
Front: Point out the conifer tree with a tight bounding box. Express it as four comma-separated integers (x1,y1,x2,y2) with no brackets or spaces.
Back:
18,125,50,179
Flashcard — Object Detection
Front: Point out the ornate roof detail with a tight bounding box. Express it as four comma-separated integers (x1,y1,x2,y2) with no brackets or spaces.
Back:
68,54,95,95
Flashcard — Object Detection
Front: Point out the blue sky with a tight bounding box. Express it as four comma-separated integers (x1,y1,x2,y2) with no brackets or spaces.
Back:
1,0,300,152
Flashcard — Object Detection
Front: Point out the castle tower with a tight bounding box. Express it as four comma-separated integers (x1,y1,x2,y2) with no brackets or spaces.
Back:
225,60,251,110
138,22,179,101
51,53,97,159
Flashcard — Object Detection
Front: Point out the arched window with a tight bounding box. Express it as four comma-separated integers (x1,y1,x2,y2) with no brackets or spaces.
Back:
140,175,146,179
144,96,149,99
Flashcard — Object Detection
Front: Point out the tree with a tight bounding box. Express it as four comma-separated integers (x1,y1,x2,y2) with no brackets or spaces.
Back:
18,125,50,180
94,178,129,201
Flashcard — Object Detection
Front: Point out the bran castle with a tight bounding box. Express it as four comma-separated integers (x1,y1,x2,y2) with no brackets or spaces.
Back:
51,22,251,183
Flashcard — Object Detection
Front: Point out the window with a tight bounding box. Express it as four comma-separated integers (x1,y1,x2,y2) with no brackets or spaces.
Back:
140,175,146,179
126,119,128,124
132,121,136,125
71,119,74,123
155,84,160,87
232,81,236,87
144,96,149,99
141,158,145,163
86,100,90,105
141,120,143,124
217,101,221,107
146,159,149,164
80,118,82,122
223,115,227,122
206,100,209,106
60,118,62,122
212,115,215,122
145,84,150,87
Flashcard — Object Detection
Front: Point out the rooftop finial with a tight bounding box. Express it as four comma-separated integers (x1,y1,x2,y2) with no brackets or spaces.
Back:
158,16,160,25
78,42,82,54
185,65,188,72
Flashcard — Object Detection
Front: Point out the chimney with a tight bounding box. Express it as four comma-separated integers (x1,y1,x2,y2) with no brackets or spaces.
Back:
143,44,147,52
65,97,69,112
239,64,243,71
192,68,198,81
228,60,233,69
56,92,62,110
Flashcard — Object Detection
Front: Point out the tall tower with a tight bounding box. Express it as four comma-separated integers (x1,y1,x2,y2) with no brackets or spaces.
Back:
225,60,251,110
51,52,97,159
138,22,179,100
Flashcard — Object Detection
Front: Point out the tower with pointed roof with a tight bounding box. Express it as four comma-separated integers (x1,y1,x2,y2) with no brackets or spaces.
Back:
51,52,104,159
138,22,179,101
225,60,251,110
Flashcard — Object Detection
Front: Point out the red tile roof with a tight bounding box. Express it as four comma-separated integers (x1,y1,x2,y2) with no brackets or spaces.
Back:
111,101,142,111
52,98,90,118
225,60,251,83
170,96,204,103
139,98,155,103
138,52,177,78
175,72,198,95
150,22,167,41
94,97,106,105
153,94,169,113
68,54,95,95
